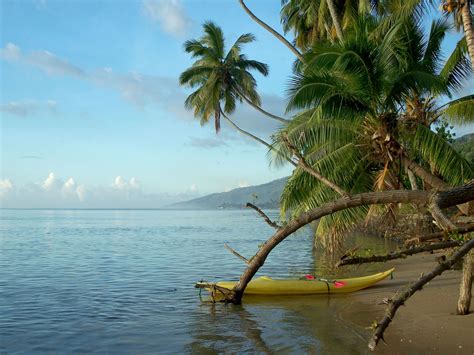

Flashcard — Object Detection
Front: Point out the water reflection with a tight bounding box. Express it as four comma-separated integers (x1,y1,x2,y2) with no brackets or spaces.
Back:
1,209,397,354
189,294,375,353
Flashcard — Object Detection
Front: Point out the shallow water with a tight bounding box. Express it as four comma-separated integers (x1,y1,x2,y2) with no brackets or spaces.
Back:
0,209,397,353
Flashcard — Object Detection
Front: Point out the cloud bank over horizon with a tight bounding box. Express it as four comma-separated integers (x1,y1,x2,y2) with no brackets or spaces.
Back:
0,172,204,209
0,172,260,209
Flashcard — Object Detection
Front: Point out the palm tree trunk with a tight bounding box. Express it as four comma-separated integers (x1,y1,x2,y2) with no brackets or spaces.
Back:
457,249,473,315
235,88,289,123
461,0,474,70
326,0,344,41
402,157,470,215
237,0,304,62
401,157,449,189
221,112,274,150
221,111,347,196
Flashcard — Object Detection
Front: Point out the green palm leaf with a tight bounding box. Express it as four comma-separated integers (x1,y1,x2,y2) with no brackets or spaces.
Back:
411,124,473,185
440,95,474,125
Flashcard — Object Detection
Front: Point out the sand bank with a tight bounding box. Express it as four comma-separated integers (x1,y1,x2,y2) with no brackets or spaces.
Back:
340,251,474,354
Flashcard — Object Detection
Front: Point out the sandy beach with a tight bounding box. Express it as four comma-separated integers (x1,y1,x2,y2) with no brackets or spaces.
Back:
340,251,474,354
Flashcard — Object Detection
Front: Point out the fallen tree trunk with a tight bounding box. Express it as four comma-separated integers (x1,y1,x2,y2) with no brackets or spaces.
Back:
405,224,474,246
336,241,463,267
222,181,474,304
368,239,474,351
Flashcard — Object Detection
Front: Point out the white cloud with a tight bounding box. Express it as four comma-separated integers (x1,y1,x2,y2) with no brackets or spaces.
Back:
0,99,57,117
76,184,87,201
1,43,181,109
112,176,141,190
63,177,75,190
0,43,21,61
0,173,204,208
238,180,250,188
129,177,140,189
142,0,191,37
42,172,59,190
0,179,13,197
188,137,228,149
0,42,84,77
90,68,175,107
61,177,76,197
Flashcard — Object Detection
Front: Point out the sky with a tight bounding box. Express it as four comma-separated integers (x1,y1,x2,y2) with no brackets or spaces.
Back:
0,0,473,208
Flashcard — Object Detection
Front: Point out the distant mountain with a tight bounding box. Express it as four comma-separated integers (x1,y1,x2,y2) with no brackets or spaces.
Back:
165,177,288,210
453,133,474,164
166,134,474,210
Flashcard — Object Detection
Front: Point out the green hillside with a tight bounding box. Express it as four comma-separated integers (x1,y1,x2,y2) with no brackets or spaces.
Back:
453,133,474,164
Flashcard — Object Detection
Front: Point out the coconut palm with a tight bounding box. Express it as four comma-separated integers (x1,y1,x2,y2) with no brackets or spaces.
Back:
441,0,474,69
270,16,473,248
280,0,392,49
179,21,286,136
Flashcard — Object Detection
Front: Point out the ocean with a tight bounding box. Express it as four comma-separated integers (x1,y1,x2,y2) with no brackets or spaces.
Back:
0,209,395,353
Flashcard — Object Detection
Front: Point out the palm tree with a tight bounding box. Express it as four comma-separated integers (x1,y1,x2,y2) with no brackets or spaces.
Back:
280,0,389,49
270,16,473,248
442,0,474,69
179,21,286,136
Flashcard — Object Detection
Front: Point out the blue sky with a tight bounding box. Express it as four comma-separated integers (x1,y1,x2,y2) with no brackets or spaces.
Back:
0,0,472,208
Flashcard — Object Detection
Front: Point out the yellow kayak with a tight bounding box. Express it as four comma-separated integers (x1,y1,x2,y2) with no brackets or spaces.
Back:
214,268,394,295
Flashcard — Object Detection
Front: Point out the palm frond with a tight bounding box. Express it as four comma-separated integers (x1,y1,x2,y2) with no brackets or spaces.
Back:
440,95,474,125
422,18,449,73
411,124,473,185
440,37,472,91
202,21,225,59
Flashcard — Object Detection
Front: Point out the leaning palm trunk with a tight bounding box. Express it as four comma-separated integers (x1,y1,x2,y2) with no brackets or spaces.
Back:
402,157,470,215
221,111,273,150
237,0,304,62
326,0,344,40
221,111,347,196
457,248,473,314
235,87,289,123
461,0,474,70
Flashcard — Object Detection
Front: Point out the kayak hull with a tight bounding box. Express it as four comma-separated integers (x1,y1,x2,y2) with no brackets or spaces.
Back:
215,268,394,295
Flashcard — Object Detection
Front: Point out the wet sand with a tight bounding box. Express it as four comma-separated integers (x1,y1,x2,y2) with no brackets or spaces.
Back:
340,251,474,354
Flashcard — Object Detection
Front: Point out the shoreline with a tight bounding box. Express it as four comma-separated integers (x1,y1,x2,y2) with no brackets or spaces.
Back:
339,251,474,353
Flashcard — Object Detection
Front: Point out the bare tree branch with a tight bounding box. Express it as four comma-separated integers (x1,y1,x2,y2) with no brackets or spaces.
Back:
368,239,474,351
336,241,463,267
223,181,474,304
405,224,474,246
246,202,281,229
224,243,250,264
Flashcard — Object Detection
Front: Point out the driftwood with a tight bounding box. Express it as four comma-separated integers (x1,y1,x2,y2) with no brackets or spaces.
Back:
223,181,474,304
336,241,463,267
246,202,281,229
405,224,474,246
368,239,474,351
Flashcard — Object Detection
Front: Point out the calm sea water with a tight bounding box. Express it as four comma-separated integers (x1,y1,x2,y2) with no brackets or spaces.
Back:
0,209,396,354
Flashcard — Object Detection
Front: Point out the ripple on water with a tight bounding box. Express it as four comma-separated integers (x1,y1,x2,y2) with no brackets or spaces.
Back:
0,209,394,353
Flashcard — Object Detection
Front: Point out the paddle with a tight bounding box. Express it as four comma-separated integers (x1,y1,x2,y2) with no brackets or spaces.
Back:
303,274,347,288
